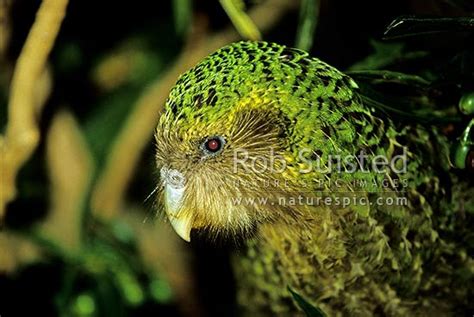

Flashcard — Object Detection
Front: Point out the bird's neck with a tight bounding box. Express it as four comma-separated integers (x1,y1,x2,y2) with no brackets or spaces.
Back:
255,203,349,262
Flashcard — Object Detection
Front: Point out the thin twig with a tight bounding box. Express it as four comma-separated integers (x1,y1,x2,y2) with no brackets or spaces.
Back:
0,0,69,218
219,0,261,40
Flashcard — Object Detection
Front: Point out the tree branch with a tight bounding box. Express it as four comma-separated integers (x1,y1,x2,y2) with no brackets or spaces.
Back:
1,0,69,218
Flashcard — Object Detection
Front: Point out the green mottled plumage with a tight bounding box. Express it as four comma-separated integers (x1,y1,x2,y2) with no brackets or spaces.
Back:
155,41,474,316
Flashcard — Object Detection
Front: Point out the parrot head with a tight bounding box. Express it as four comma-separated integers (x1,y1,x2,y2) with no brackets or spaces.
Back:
155,41,363,241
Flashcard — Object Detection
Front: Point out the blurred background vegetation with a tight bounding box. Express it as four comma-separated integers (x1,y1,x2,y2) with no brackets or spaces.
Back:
0,0,473,316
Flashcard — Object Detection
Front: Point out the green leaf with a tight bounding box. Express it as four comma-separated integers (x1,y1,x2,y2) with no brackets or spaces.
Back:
346,70,430,87
348,40,428,71
149,278,174,303
173,0,192,36
288,286,326,317
295,0,319,51
383,16,474,40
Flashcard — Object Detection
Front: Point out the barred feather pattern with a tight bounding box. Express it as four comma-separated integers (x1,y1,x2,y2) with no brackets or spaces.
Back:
155,41,474,316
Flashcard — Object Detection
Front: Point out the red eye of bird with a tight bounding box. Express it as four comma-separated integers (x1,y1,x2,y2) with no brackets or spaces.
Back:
203,136,225,154
206,139,220,151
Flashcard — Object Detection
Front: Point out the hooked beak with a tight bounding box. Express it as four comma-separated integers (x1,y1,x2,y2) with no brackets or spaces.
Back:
161,167,193,242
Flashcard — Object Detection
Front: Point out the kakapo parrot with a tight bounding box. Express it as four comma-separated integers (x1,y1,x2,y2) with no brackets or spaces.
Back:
154,41,474,316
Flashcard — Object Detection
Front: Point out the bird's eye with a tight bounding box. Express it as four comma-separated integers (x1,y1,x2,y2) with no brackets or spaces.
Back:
201,136,225,155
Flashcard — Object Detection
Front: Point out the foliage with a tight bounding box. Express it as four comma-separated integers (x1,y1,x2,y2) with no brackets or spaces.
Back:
288,287,326,317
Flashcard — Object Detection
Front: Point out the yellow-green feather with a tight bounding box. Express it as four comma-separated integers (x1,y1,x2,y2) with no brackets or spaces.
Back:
156,41,474,316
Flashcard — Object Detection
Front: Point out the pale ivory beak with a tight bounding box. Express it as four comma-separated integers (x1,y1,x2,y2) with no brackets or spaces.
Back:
162,167,193,242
